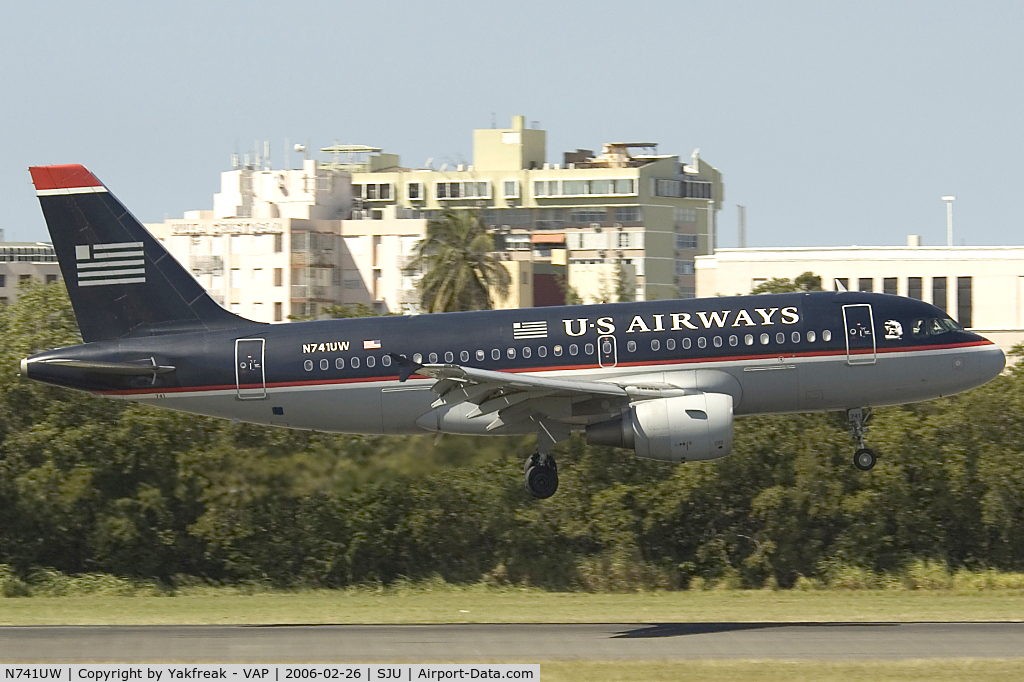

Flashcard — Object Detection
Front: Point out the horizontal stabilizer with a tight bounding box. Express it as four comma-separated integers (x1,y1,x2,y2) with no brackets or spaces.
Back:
36,358,175,375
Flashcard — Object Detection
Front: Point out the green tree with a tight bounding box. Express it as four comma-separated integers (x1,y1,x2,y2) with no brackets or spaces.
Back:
750,271,823,295
614,260,635,303
408,210,511,312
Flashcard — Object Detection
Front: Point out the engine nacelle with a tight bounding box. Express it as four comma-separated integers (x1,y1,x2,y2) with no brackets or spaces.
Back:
586,393,734,463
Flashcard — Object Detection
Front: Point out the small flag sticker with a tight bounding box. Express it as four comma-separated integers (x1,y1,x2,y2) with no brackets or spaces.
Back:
364,340,382,350
513,321,548,340
76,242,145,287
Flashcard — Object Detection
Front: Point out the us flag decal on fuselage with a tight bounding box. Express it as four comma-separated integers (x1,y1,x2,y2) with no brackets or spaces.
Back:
75,242,146,287
513,320,548,340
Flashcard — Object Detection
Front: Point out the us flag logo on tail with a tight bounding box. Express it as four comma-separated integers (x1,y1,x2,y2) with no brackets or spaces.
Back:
513,320,548,340
75,242,146,287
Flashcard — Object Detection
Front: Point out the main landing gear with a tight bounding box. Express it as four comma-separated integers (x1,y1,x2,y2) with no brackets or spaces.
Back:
848,407,878,471
524,452,558,499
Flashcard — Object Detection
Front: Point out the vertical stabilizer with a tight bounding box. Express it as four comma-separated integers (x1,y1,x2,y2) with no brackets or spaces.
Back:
29,164,257,342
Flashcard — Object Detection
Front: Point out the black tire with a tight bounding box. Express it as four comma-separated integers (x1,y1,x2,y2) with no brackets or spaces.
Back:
525,464,559,499
854,448,877,471
524,452,541,475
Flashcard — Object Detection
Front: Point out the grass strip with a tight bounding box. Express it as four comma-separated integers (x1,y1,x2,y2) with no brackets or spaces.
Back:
2,589,1024,625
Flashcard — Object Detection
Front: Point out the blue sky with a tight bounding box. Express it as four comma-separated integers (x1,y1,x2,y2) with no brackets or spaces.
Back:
2,1,1021,248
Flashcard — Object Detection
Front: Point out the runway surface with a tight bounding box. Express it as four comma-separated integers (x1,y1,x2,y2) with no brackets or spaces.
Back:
2,623,1023,662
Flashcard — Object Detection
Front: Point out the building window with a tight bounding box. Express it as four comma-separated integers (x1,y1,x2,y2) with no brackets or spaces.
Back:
618,232,631,248
274,268,283,286
274,302,283,322
407,182,422,200
882,277,897,295
858,278,873,292
45,274,57,284
362,183,393,201
678,285,695,299
674,207,698,224
571,208,607,223
614,206,641,223
436,182,461,199
463,181,491,199
0,274,6,287
274,233,283,253
230,268,241,288
908,277,922,300
503,180,519,199
19,274,31,282
835,278,849,291
933,277,947,312
958,276,972,328
675,260,695,275
676,234,698,250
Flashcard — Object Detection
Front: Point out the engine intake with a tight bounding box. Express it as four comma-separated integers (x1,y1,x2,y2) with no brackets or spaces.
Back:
586,393,734,462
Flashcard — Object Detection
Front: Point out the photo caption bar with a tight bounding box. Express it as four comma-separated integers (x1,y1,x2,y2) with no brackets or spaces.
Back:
0,665,539,682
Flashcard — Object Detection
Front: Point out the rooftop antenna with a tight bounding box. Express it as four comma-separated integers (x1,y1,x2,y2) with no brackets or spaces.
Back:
264,141,271,170
491,112,496,128
736,204,747,248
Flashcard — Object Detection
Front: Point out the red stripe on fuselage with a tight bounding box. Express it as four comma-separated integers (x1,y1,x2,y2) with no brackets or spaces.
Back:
29,164,103,191
94,338,995,397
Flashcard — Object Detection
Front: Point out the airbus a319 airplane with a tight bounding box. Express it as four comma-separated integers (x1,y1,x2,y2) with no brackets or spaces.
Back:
21,164,1006,498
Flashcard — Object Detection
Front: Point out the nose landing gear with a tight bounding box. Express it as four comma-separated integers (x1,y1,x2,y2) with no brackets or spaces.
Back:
848,408,878,471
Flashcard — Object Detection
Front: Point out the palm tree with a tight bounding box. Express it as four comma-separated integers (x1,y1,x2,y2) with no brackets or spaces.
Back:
407,210,511,313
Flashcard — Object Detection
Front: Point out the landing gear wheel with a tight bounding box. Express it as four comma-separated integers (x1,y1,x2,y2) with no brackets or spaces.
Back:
525,456,559,499
853,448,877,471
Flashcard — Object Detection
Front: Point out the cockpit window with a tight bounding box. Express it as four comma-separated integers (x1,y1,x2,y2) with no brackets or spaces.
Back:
911,317,961,337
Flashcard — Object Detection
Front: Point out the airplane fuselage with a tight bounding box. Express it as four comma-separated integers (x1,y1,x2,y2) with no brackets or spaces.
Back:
23,291,1005,436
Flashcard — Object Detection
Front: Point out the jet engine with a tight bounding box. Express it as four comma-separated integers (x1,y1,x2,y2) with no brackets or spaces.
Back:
585,393,734,463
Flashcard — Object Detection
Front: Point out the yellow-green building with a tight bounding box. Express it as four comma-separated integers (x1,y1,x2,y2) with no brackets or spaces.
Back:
333,116,723,303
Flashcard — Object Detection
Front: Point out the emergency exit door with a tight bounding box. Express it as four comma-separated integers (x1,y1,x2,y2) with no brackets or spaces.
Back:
235,338,267,399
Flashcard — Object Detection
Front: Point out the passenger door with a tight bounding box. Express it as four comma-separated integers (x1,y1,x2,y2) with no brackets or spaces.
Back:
235,338,267,399
842,304,876,365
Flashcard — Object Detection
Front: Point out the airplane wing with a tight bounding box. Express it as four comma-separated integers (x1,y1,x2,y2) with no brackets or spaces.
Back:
389,353,690,434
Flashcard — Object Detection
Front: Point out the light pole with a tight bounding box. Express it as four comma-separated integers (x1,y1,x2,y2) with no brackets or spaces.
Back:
942,196,956,247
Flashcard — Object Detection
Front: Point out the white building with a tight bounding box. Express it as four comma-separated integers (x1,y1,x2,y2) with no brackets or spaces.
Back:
696,238,1024,354
0,241,62,305
146,161,426,321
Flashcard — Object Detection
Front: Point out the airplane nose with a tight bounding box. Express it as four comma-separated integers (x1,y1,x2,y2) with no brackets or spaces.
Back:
981,344,1007,381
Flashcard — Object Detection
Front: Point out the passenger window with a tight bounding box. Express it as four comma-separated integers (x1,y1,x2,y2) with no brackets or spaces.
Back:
713,336,723,348
602,339,612,354
382,355,392,367
554,345,563,356
729,335,738,347
320,359,329,371
538,346,548,357
776,332,785,344
584,343,594,355
351,357,360,369
698,337,707,349
651,339,661,351
462,350,470,362
429,352,438,363
336,357,345,369
366,356,376,368
476,350,485,361
823,330,832,342
745,334,754,346
792,332,801,343
807,330,816,343
666,338,676,351
682,338,691,350
569,344,578,356
760,333,770,345
627,340,637,352
491,349,500,360
444,351,454,363
304,359,313,371
413,353,422,363
507,348,516,359
523,347,532,358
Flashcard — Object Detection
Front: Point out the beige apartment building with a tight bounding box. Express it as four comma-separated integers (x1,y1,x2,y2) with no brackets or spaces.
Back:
146,160,427,321
696,239,1024,354
0,241,62,305
334,115,723,303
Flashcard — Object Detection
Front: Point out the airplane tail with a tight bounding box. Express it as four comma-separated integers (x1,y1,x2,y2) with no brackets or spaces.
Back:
29,164,256,342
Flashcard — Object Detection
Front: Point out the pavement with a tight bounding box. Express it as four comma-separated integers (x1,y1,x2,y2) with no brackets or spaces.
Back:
1,622,1024,662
